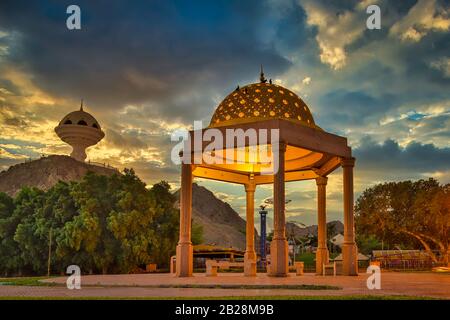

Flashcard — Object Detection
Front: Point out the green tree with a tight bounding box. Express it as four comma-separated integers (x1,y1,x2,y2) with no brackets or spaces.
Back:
0,169,205,275
62,172,121,274
145,181,179,267
0,192,17,276
355,179,449,264
107,169,158,272
11,187,46,275
356,234,382,255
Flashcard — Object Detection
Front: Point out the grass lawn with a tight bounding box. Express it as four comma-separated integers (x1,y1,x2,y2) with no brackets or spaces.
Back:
295,252,340,265
0,277,340,290
0,277,58,286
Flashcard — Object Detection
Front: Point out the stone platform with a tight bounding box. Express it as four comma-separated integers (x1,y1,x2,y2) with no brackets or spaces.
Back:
9,272,443,299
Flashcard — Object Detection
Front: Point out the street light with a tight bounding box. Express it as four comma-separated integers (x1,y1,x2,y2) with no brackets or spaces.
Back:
258,204,269,268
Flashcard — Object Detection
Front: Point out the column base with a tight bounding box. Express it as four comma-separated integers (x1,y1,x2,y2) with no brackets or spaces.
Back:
244,251,257,276
315,247,329,275
269,239,289,277
176,242,193,277
342,243,358,276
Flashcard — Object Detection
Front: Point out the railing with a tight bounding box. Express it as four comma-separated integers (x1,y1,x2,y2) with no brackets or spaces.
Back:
87,160,118,170
21,155,118,171
372,250,440,270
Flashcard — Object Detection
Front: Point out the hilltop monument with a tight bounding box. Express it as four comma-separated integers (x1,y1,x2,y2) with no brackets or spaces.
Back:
54,101,105,162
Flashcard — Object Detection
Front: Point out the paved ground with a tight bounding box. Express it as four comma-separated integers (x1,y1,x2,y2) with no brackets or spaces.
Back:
1,272,449,299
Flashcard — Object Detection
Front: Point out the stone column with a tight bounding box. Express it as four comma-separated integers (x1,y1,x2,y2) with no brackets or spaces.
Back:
176,162,193,277
244,182,257,276
270,141,288,276
316,176,329,275
341,157,358,276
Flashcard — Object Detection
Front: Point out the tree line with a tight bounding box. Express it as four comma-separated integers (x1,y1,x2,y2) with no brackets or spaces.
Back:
355,178,449,264
0,169,203,276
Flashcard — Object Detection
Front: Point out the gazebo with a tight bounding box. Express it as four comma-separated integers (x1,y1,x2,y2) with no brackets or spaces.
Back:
176,70,358,277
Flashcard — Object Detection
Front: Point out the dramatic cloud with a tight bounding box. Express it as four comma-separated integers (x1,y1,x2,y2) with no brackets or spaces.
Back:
390,0,450,42
299,0,367,70
354,137,450,176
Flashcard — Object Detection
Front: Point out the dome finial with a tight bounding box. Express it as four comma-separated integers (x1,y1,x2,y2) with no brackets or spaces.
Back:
80,98,84,111
260,64,267,83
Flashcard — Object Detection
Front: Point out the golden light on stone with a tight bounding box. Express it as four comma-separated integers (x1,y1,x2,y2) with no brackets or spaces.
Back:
177,73,358,278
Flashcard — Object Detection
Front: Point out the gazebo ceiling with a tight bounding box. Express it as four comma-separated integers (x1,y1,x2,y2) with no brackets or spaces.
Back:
203,144,324,174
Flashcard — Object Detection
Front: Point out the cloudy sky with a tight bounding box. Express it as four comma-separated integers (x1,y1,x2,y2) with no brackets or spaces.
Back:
0,0,449,227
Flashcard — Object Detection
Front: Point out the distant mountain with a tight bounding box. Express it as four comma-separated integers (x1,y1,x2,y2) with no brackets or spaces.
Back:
175,183,259,251
286,220,344,238
0,155,118,197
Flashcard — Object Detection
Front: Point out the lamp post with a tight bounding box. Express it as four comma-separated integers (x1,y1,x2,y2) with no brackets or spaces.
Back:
258,204,268,268
261,197,292,267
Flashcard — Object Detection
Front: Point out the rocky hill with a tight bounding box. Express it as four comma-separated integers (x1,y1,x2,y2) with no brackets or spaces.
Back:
175,183,259,251
0,155,118,197
286,220,344,238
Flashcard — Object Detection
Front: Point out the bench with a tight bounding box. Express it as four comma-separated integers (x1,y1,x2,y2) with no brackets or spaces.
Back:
323,262,337,276
206,260,244,276
294,262,304,276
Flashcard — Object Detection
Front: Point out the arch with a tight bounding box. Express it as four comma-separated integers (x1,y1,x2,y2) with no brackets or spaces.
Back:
92,123,99,129
77,120,88,126
64,119,72,124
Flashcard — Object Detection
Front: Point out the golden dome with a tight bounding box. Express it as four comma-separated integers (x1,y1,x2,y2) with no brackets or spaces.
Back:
209,82,316,128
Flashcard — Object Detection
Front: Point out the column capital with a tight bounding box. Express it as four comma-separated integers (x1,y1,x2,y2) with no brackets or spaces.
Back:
315,176,328,186
340,157,355,168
